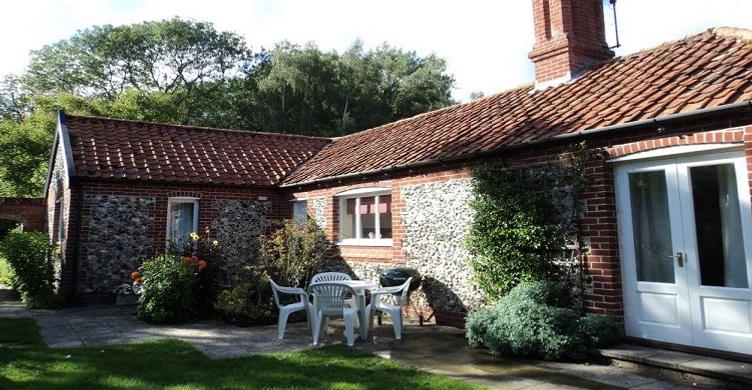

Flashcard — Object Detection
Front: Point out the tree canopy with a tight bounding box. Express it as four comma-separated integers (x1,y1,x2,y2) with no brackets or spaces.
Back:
0,17,455,197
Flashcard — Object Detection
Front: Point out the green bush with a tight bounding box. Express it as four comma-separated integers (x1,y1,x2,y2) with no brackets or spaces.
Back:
0,255,14,286
215,279,276,326
165,231,224,319
259,218,329,287
466,281,619,361
577,314,621,349
466,166,563,299
0,232,56,308
138,254,201,324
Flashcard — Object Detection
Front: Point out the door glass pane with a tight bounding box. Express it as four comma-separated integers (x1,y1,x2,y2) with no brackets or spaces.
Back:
690,164,748,288
629,171,675,283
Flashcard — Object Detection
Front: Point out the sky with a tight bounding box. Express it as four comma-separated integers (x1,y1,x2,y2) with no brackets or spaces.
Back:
2,0,751,102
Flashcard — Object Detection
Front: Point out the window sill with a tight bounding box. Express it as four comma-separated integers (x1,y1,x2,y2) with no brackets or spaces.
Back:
337,239,393,247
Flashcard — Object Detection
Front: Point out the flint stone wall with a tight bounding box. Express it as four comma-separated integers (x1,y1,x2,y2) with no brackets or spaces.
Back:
401,178,484,313
81,195,155,293
211,199,270,282
312,197,327,229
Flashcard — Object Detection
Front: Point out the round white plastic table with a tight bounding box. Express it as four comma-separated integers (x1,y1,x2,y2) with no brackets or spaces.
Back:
334,280,377,340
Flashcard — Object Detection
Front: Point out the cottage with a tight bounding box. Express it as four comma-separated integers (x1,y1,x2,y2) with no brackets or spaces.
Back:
32,0,752,356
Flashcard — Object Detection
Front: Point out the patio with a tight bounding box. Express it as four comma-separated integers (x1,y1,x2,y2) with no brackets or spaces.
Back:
0,298,697,389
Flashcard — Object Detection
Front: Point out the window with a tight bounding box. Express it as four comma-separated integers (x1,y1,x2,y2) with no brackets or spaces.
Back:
166,197,199,246
292,199,308,219
54,179,64,243
338,190,392,246
55,198,65,243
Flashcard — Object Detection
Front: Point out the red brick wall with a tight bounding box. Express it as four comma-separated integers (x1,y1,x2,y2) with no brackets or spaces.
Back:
0,198,46,232
528,0,613,84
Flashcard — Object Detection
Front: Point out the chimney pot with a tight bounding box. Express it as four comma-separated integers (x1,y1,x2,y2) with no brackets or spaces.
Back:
528,0,614,88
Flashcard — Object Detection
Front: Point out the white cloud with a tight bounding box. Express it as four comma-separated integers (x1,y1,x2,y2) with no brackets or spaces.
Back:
1,0,751,101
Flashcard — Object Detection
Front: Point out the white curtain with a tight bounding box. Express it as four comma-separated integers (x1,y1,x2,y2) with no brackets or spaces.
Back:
630,171,674,283
717,165,747,288
170,202,195,244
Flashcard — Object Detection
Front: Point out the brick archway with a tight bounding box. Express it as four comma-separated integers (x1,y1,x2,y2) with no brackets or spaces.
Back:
0,198,46,232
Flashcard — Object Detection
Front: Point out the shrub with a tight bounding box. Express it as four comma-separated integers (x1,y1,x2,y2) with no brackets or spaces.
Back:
466,281,619,361
215,278,276,326
466,166,563,299
259,219,329,287
0,255,14,286
165,230,224,318
138,254,204,323
0,232,56,308
577,314,621,349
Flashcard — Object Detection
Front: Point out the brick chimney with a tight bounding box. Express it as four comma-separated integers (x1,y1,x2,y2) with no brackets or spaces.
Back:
528,0,614,88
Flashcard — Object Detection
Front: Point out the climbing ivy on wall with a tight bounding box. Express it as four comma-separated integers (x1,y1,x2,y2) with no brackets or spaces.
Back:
466,142,593,300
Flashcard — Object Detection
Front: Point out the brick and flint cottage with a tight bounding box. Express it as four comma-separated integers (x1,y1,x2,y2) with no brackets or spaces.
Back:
29,0,752,355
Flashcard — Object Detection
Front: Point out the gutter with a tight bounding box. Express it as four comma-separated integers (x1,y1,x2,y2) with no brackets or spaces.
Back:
280,100,752,188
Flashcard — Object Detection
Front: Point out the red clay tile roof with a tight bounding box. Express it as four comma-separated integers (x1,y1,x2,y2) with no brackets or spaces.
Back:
64,115,330,186
282,28,752,185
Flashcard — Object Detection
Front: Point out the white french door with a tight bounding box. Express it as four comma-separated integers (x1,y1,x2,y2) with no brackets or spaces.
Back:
615,150,752,355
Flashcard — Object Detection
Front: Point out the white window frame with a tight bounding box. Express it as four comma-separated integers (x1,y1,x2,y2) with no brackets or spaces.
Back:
291,198,308,220
337,189,392,247
166,197,200,244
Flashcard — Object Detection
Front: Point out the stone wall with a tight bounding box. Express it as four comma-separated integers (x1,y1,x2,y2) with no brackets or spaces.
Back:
211,199,270,282
312,197,327,229
401,178,484,313
80,195,155,293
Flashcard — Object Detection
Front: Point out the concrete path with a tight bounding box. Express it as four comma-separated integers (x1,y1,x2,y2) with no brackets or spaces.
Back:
0,298,693,389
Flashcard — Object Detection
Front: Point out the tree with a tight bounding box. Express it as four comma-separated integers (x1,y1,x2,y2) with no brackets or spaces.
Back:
0,113,54,197
0,76,30,122
24,18,255,98
255,41,455,136
469,91,485,100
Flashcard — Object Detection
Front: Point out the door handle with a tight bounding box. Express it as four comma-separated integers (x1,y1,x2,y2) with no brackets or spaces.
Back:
668,252,684,267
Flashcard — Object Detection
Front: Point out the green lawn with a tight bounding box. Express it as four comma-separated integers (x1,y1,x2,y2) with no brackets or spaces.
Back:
0,255,13,286
0,318,481,390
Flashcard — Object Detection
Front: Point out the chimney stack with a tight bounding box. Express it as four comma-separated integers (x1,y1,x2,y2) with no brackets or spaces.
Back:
528,0,614,88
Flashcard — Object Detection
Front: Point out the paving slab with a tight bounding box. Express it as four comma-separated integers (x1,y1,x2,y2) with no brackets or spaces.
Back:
1,299,699,389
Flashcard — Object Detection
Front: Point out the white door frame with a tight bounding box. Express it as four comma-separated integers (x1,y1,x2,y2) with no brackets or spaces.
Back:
615,159,692,345
615,147,752,355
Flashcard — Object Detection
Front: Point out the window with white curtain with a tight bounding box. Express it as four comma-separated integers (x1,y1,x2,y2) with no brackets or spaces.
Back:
338,189,392,246
166,197,199,246
292,199,308,219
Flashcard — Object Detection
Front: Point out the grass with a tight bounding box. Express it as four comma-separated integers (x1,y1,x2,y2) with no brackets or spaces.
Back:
0,255,13,286
0,318,482,390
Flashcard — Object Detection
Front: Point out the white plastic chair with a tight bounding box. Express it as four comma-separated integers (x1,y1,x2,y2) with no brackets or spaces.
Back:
310,272,355,308
367,277,412,340
270,279,312,339
308,283,359,346
310,272,352,284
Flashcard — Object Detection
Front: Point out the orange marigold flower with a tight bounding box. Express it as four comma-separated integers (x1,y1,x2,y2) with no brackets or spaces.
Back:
134,277,144,285
130,271,141,281
182,257,193,265
197,260,207,271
